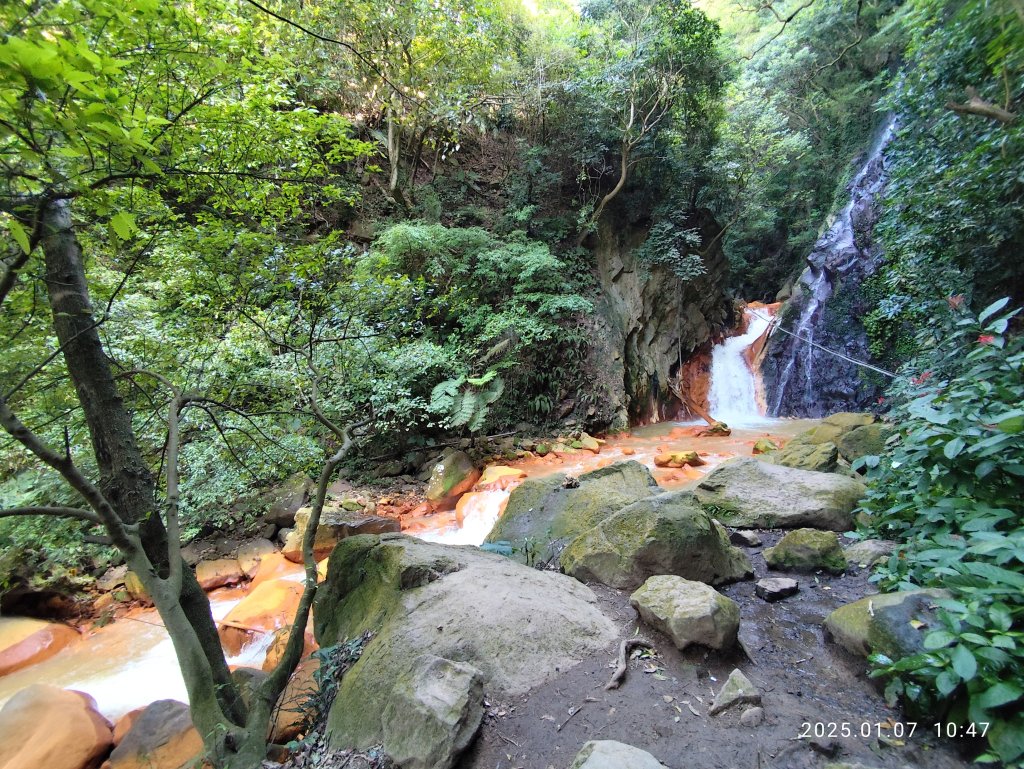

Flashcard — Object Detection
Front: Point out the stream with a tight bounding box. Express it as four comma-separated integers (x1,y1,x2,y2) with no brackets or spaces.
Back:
0,304,806,723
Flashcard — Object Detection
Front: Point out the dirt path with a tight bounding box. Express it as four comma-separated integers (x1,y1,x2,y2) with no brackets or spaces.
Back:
461,531,977,769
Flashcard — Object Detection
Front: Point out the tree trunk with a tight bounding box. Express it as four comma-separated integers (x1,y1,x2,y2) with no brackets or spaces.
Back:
39,199,247,744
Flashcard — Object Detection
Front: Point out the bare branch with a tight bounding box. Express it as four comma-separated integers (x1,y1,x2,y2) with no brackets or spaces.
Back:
0,506,102,524
947,87,1017,124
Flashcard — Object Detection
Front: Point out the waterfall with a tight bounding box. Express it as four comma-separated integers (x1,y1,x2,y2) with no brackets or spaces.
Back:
707,307,773,426
766,117,896,417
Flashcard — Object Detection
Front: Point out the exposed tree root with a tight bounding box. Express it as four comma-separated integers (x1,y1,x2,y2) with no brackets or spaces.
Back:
604,638,655,691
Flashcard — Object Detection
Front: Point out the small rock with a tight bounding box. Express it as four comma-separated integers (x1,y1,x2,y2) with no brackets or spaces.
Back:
729,530,762,548
236,539,277,578
755,577,799,602
709,669,761,715
258,523,277,541
740,706,764,727
752,438,778,455
630,575,740,651
277,527,293,547
843,539,896,568
194,558,245,591
765,528,847,574
569,740,667,769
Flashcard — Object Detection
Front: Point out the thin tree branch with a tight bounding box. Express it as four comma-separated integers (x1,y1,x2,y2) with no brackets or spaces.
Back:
0,506,102,524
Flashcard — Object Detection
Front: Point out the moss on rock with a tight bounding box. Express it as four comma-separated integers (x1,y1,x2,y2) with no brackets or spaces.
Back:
764,528,847,574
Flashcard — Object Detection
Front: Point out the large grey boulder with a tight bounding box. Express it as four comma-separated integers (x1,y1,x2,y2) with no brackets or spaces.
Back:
825,589,950,659
560,490,752,590
629,575,740,651
569,741,667,769
485,461,659,563
381,655,484,769
314,534,617,760
694,458,865,531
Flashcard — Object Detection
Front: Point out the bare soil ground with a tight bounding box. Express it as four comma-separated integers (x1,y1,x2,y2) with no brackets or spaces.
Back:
460,530,979,769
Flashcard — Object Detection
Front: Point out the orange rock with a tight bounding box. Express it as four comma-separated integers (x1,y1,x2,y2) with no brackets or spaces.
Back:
653,451,705,469
0,620,80,677
218,580,304,656
680,466,704,481
261,625,318,673
112,708,143,747
250,553,303,588
102,700,201,769
195,558,245,591
621,447,636,456
271,657,320,743
236,539,277,578
0,685,112,769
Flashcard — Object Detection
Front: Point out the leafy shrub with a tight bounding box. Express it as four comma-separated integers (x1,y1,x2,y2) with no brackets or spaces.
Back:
856,298,1024,766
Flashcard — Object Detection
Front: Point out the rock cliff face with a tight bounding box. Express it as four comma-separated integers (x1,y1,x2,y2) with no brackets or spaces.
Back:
587,207,732,429
762,120,895,417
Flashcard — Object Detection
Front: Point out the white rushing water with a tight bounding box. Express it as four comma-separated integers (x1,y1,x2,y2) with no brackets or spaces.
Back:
0,598,250,720
707,307,774,426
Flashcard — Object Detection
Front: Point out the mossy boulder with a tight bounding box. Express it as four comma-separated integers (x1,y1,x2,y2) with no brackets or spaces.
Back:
560,491,752,590
773,439,840,473
381,655,484,769
764,528,847,574
485,461,659,564
426,450,481,510
773,413,890,472
836,423,890,462
824,589,950,659
315,535,617,759
694,458,865,531
630,575,740,651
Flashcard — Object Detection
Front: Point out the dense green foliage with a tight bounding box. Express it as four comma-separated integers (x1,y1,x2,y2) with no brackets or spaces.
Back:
856,299,1024,766
701,0,905,297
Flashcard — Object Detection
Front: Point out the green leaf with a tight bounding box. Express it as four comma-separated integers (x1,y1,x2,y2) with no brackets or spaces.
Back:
978,297,1010,325
944,437,965,459
109,211,137,241
950,644,978,681
924,630,957,650
995,409,1024,434
975,682,1023,710
8,219,30,254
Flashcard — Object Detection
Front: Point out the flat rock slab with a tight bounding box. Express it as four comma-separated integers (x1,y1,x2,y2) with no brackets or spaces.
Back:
694,458,865,531
630,575,739,651
709,669,762,715
755,577,799,602
569,740,667,769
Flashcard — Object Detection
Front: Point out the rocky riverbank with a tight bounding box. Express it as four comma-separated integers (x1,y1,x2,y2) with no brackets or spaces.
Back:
0,414,979,769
